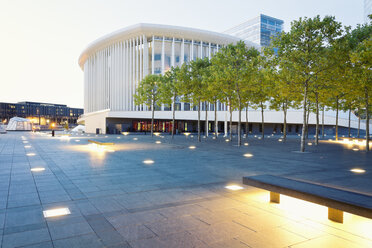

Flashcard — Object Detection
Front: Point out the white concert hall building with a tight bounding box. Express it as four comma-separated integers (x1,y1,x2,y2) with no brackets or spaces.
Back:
78,23,369,135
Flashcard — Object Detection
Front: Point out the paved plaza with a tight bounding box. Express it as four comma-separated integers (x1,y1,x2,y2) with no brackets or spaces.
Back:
0,131,371,248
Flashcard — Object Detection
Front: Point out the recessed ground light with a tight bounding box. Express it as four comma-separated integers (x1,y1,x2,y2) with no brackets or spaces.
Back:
143,159,154,164
352,148,359,151
154,132,160,136
258,137,262,140
189,146,196,149
155,141,161,144
308,142,312,146
278,139,283,142
244,143,249,146
122,132,129,136
225,185,244,191
254,135,257,138
133,138,138,140
350,168,365,173
243,153,253,158
190,135,194,138
43,208,71,218
225,139,230,142
117,137,121,139
24,145,31,148
26,153,36,156
212,136,216,140
31,167,45,172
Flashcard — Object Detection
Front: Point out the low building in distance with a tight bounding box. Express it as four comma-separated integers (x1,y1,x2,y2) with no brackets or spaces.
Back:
0,101,83,127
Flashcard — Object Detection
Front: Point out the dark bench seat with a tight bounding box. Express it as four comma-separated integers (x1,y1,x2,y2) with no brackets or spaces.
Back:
243,174,372,223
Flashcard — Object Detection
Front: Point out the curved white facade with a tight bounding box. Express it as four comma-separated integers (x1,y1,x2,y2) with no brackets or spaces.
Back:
79,23,370,135
79,23,255,114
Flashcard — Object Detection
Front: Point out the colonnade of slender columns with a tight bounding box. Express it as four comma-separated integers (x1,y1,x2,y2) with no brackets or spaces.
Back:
83,35,228,114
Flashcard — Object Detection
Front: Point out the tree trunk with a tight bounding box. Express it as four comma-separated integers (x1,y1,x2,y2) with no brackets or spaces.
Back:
348,107,351,138
205,102,208,137
198,100,201,142
283,101,287,142
171,93,176,139
365,87,370,151
245,103,249,138
261,101,264,140
151,101,154,137
322,106,325,138
306,104,310,139
315,93,319,145
300,83,308,152
229,99,233,141
214,100,218,139
358,107,360,138
238,100,242,146
335,96,339,141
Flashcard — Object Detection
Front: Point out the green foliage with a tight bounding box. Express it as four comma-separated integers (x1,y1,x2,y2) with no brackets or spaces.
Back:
134,74,162,108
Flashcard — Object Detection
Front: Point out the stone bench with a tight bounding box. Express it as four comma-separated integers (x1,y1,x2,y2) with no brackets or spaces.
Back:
88,140,114,146
243,174,372,223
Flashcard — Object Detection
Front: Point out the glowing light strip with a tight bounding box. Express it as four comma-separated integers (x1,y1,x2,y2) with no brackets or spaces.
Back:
43,208,71,218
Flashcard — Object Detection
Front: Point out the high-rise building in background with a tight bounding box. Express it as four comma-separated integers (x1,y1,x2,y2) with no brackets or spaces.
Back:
224,14,284,47
365,0,372,23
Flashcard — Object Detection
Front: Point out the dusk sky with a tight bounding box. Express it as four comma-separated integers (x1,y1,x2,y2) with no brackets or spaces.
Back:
0,0,365,108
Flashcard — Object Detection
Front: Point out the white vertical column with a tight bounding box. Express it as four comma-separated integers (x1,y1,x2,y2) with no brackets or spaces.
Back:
143,35,148,77
161,36,165,74
181,38,184,65
125,40,129,111
132,38,136,111
161,36,165,111
200,40,203,58
143,35,148,111
191,40,194,61
130,39,134,111
139,36,142,111
171,37,175,68
152,35,155,74
208,42,211,60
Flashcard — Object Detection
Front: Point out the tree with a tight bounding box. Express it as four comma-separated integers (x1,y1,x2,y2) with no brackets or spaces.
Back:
180,58,210,142
272,16,343,152
203,62,223,139
350,38,372,151
134,74,162,137
251,55,274,140
160,67,183,139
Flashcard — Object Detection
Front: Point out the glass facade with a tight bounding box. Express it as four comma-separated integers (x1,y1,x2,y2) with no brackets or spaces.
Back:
224,14,284,47
0,101,83,125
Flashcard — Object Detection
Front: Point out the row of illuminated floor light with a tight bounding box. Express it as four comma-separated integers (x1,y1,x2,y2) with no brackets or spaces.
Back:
21,135,71,218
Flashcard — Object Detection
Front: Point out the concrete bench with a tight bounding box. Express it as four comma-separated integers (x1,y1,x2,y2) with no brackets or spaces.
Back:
88,140,114,146
243,174,372,223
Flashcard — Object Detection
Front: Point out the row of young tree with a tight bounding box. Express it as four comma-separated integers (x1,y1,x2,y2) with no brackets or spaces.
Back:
135,15,371,152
